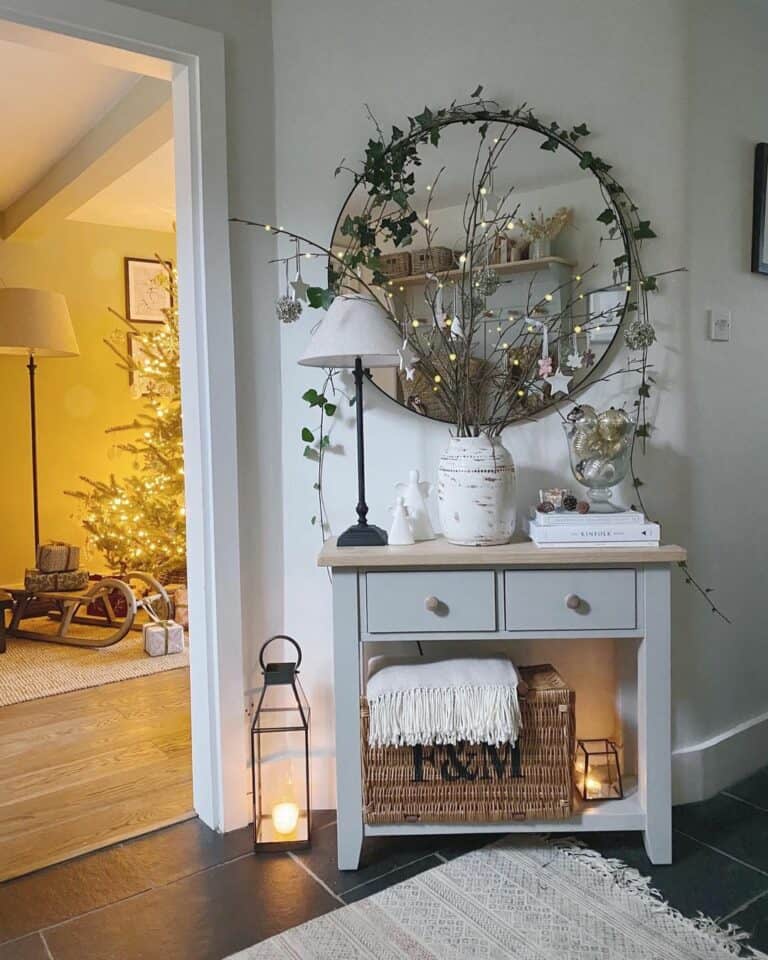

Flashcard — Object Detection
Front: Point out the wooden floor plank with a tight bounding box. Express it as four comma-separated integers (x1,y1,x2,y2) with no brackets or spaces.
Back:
0,668,192,881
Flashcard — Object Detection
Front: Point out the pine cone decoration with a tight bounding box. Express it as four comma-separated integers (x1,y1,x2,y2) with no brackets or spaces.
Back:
562,494,578,511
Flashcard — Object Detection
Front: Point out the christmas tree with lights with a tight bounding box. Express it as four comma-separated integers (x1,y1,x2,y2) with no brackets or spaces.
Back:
67,261,186,581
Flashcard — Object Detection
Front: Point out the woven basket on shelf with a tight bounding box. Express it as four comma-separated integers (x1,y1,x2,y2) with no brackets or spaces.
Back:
379,252,412,278
361,663,575,825
411,246,455,274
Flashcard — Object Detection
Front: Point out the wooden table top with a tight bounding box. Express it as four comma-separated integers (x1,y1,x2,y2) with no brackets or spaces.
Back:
1,583,91,600
318,536,686,568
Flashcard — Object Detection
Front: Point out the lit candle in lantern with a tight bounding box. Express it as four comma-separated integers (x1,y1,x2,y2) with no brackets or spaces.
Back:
272,801,300,836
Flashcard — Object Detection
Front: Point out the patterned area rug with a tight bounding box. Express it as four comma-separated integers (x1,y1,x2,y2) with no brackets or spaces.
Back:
0,617,188,706
230,838,764,959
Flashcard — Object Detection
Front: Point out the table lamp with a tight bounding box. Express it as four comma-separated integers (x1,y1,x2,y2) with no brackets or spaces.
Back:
0,289,79,549
299,294,401,546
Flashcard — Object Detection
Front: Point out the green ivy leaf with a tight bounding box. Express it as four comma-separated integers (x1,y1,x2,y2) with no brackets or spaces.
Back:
638,382,651,398
303,445,319,461
572,122,590,137
540,137,559,152
306,287,336,310
311,515,317,525
597,208,615,225
636,424,650,438
324,402,337,416
301,427,314,443
613,254,628,267
302,388,319,404
470,84,484,98
633,221,657,240
320,435,331,448
641,276,658,292
632,477,645,488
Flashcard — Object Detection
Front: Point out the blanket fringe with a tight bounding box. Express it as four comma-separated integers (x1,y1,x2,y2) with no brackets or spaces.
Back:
367,683,521,748
547,837,760,957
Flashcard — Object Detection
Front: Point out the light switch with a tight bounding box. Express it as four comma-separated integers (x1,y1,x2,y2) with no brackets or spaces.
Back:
708,309,732,341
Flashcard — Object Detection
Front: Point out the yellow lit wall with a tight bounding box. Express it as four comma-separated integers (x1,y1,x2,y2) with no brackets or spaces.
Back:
0,219,176,583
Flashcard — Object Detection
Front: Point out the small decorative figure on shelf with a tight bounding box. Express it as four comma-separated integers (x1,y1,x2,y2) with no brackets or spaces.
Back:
388,496,415,546
395,470,435,541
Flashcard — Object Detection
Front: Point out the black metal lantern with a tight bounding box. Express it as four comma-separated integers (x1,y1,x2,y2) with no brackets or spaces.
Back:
575,738,624,801
251,635,311,851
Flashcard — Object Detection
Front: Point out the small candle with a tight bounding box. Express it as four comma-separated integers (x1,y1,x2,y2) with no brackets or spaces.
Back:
272,801,300,836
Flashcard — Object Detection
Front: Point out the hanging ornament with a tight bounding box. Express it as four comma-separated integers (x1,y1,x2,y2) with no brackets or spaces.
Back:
582,348,596,367
290,240,310,301
543,344,573,395
538,355,553,378
625,318,657,351
475,265,500,297
397,337,419,381
276,260,302,323
450,287,465,339
566,332,583,370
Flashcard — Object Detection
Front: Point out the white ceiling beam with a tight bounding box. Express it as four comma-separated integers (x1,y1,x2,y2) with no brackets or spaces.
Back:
0,19,173,80
2,75,172,238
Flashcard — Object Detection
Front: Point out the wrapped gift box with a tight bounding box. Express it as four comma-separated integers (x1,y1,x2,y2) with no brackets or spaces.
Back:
143,619,184,657
25,568,89,592
86,574,129,618
36,542,80,573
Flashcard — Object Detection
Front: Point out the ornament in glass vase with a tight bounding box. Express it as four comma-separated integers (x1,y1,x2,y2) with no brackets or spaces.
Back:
563,405,634,513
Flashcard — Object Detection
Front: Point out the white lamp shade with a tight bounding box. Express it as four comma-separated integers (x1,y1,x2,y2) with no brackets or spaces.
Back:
0,288,79,357
298,294,401,368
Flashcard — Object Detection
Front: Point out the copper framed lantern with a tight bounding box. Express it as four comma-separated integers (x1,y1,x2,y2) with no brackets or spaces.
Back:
575,738,624,801
251,635,311,851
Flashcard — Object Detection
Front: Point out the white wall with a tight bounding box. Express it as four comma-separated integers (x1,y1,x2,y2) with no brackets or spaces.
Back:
273,0,690,807
113,0,768,811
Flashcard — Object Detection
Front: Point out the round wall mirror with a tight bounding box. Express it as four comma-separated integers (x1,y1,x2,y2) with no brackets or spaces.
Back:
330,117,630,425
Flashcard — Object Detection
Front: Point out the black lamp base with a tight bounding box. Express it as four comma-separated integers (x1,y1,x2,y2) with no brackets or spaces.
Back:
337,522,388,547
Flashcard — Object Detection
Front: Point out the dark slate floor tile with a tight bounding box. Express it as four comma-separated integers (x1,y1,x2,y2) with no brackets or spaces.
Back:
725,769,768,811
341,854,443,904
673,794,768,874
293,819,444,895
0,845,150,944
0,935,50,960
44,853,338,960
437,834,495,861
586,830,768,921
727,891,768,952
119,817,253,886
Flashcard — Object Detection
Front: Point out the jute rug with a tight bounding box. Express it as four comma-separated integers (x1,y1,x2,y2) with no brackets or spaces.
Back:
230,837,765,959
0,617,188,707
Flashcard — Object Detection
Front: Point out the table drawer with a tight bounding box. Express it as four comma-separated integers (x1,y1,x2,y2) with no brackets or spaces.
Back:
365,570,496,634
504,569,636,631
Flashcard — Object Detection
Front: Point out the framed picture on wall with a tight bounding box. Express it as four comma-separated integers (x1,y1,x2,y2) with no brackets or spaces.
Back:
125,257,173,323
752,143,768,276
127,333,157,397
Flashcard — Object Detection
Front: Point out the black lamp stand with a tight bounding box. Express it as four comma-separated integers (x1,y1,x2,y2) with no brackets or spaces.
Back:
27,353,41,550
337,357,388,547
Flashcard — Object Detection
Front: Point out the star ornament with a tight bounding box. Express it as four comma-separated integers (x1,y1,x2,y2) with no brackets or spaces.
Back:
290,272,310,302
544,367,573,396
398,339,419,381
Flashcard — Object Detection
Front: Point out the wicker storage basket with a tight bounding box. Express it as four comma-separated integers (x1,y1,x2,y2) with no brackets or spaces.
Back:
379,252,412,278
361,663,574,825
411,246,455,274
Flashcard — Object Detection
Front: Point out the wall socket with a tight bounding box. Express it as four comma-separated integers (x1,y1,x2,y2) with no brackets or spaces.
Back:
708,309,732,341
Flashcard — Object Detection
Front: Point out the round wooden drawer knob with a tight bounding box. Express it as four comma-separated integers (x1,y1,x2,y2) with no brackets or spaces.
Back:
565,593,581,611
425,596,440,613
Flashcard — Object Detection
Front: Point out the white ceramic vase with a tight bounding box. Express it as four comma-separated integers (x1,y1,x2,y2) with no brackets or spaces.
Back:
437,435,517,546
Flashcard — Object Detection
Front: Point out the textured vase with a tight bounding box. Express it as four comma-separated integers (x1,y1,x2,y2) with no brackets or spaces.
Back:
437,436,517,546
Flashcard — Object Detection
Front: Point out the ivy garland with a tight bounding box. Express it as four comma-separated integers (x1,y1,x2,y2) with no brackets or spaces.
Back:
231,87,729,621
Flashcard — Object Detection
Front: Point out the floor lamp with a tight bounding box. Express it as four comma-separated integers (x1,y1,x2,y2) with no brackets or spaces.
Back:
299,294,401,546
0,289,79,551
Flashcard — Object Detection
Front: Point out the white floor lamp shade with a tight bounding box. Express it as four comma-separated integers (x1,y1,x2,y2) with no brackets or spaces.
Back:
0,288,79,548
298,294,401,546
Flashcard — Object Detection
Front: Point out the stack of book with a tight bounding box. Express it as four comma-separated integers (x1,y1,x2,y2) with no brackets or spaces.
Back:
526,508,660,548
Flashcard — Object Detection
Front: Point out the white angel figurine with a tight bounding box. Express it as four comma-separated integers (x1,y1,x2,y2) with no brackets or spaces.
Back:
395,470,435,541
388,496,415,546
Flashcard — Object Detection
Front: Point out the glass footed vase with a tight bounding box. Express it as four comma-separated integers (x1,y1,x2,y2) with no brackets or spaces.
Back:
562,420,635,513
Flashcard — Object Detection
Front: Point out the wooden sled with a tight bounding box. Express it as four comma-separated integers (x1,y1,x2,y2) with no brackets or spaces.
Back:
2,572,172,649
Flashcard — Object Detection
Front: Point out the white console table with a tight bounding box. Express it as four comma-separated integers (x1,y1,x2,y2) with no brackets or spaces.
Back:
318,537,685,870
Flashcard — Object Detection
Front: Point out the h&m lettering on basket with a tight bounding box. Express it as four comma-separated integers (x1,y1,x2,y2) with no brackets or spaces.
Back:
412,742,523,783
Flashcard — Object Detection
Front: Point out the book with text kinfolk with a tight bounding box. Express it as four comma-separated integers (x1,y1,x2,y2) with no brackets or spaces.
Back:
527,518,661,543
529,508,646,526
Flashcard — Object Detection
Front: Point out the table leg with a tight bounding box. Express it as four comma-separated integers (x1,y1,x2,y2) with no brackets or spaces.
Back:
640,566,672,864
332,569,363,871
0,602,8,653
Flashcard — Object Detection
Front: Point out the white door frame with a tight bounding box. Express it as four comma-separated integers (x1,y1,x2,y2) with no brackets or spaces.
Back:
0,0,249,831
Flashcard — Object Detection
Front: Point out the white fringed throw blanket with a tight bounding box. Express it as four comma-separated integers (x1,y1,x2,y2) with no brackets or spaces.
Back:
366,656,522,748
